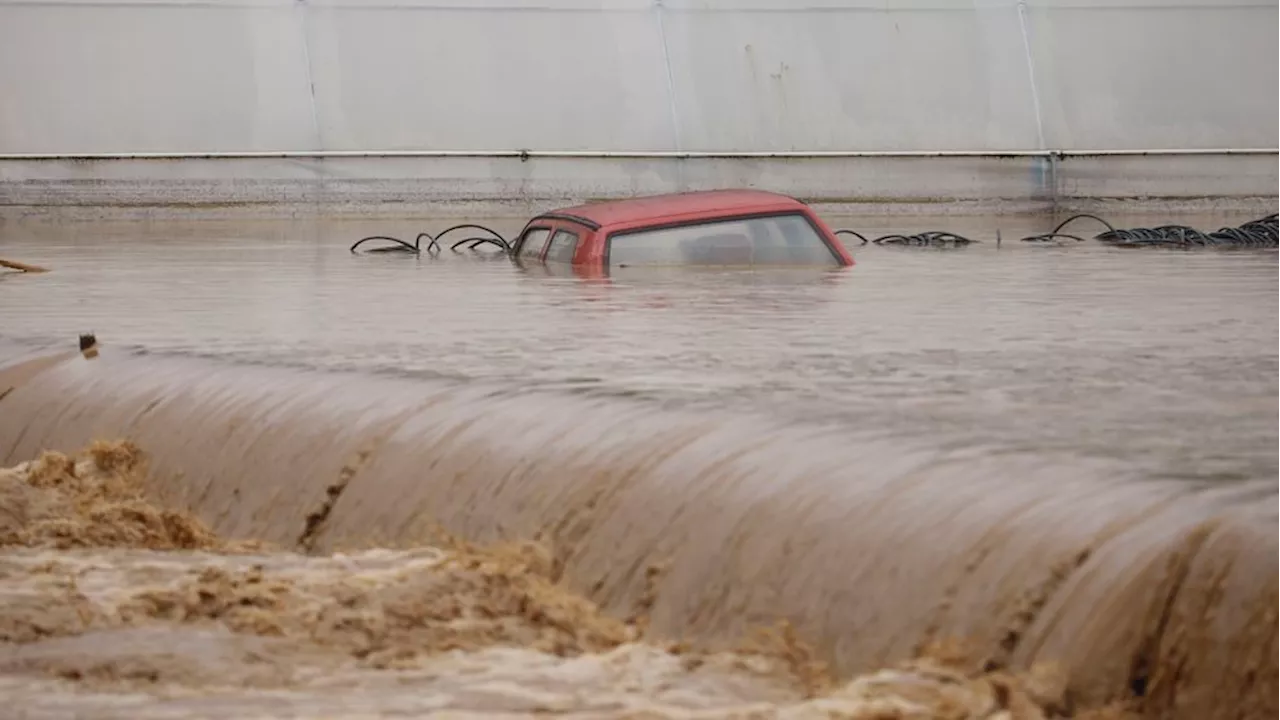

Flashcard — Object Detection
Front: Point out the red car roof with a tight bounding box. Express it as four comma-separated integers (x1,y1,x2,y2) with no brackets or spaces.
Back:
539,189,810,230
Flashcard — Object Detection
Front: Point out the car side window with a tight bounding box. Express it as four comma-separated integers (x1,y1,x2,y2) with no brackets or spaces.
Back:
517,228,551,258
607,214,839,267
544,229,579,264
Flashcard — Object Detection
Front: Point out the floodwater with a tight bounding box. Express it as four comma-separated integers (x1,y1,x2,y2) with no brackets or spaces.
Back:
2,210,1276,481
0,209,1277,719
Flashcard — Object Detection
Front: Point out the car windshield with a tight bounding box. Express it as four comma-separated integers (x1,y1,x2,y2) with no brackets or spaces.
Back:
607,213,840,267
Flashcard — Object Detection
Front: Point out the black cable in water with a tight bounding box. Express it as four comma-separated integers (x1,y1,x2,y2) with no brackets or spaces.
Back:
435,224,512,253
831,228,977,247
349,232,440,255
833,229,868,245
1018,213,1115,244
880,231,976,247
349,223,512,255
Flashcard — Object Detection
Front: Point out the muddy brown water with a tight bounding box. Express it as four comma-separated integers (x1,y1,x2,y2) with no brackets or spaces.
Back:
0,210,1277,718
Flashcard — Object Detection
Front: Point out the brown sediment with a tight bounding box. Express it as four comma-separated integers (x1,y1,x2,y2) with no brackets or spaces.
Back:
0,441,224,552
0,440,1121,718
296,445,372,554
0,344,1274,718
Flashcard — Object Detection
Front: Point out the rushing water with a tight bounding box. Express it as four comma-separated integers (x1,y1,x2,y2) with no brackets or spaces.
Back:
2,211,1276,482
2,442,1126,720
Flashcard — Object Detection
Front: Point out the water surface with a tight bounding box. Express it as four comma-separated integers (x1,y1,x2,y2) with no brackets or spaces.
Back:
2,210,1276,481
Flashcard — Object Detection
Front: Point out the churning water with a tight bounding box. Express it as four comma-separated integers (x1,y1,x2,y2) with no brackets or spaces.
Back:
0,210,1276,719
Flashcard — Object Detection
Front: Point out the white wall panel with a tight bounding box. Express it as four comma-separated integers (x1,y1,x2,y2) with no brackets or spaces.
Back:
0,0,317,153
0,0,1275,210
302,0,676,150
0,0,1274,154
1028,0,1279,149
663,1,1044,151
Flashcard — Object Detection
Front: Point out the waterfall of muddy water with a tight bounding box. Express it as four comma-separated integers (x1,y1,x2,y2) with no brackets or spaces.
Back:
0,344,1274,719
0,440,1138,719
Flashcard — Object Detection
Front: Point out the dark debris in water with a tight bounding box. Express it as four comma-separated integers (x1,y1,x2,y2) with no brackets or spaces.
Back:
1020,213,1278,248
832,213,1277,250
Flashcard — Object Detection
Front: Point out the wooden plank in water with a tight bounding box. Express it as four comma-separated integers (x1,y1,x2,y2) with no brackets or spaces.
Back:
0,257,50,273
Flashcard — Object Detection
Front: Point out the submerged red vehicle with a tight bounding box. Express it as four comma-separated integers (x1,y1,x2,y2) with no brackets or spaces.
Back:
511,189,856,269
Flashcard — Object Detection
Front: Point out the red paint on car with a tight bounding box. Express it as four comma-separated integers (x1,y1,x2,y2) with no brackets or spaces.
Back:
511,189,856,269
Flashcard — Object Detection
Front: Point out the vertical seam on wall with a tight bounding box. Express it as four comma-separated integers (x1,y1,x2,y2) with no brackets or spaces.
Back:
1015,0,1046,151
654,0,683,153
1016,0,1052,207
297,0,323,150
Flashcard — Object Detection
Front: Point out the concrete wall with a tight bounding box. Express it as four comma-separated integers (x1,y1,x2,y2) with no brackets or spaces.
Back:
0,0,1276,212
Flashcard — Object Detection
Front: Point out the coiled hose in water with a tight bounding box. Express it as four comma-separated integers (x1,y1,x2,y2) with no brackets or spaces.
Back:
832,213,1278,249
1018,210,1280,245
1019,213,1278,247
350,224,512,255
1104,213,1277,247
